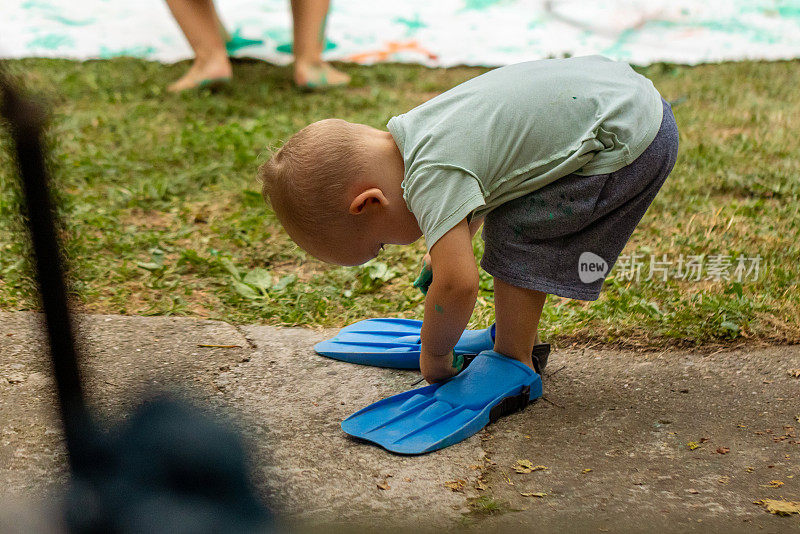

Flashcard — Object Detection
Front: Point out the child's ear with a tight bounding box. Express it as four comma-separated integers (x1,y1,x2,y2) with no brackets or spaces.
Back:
349,188,388,215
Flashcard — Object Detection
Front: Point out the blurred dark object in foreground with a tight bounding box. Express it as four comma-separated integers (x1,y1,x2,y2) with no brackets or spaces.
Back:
66,397,272,533
0,67,274,533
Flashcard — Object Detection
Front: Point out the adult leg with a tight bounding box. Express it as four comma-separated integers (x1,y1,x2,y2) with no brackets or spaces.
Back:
290,0,350,87
165,0,232,92
493,277,545,370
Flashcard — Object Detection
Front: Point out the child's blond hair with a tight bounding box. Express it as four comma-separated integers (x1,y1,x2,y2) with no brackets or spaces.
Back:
259,119,366,236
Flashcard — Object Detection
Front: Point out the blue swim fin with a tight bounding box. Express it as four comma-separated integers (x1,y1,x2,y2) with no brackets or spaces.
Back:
315,318,549,371
341,351,542,454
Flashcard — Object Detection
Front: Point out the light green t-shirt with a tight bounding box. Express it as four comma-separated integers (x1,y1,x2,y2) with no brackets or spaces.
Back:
387,55,664,249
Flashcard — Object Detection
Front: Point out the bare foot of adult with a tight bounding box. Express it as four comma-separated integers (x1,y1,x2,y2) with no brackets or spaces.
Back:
168,54,232,92
293,61,350,90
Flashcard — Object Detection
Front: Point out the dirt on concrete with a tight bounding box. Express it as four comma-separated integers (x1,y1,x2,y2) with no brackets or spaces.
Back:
1,312,799,532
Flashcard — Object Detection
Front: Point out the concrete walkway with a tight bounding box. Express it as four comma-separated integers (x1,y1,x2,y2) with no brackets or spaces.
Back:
1,312,798,532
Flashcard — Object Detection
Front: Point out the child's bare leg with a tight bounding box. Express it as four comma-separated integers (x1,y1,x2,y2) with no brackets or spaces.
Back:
291,0,350,87
166,0,232,92
212,6,230,42
493,277,545,370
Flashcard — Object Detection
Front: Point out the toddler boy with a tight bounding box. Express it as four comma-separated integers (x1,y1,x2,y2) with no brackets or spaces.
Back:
260,55,678,384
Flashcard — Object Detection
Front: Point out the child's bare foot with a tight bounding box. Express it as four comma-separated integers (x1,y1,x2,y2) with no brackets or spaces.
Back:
168,53,232,92
420,351,463,384
293,60,350,90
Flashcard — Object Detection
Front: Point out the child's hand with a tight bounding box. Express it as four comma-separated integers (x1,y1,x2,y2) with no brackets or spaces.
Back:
420,349,464,384
412,253,433,294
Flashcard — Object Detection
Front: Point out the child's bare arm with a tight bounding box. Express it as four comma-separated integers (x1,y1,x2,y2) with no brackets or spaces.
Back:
419,219,479,383
415,216,484,294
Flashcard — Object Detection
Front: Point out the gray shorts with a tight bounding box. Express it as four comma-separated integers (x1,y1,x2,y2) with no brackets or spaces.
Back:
481,97,679,301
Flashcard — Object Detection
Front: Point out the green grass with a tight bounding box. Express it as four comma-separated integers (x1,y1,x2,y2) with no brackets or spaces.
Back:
465,495,510,517
1,58,798,347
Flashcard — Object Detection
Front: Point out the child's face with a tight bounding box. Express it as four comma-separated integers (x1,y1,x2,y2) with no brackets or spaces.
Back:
287,209,421,266
283,216,383,266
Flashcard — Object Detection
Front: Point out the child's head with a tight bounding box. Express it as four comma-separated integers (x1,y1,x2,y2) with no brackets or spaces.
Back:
259,119,421,265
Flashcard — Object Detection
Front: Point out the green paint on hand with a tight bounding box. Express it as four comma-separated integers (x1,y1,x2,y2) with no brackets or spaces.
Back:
413,261,433,295
434,304,444,314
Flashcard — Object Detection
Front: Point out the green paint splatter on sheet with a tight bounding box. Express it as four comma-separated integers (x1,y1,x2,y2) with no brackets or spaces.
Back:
463,0,506,11
47,14,95,26
226,28,264,54
394,14,427,36
27,34,73,50
98,45,156,58
21,0,54,9
776,6,800,19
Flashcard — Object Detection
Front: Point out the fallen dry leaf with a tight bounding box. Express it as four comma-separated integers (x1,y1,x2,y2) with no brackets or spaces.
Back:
475,478,488,491
718,476,731,485
514,459,534,473
376,481,390,491
687,441,701,451
755,499,800,516
444,479,466,492
765,480,784,488
716,447,730,454
687,489,700,494
787,369,800,378
699,437,710,443
520,492,547,498
581,468,593,474
513,460,548,474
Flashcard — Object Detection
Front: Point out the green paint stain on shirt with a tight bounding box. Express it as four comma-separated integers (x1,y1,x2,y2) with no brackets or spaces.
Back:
434,304,444,314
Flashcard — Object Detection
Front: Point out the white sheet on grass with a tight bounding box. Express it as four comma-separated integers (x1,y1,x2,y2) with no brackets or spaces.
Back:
2,0,800,66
